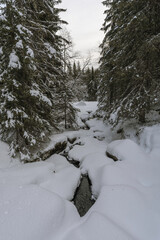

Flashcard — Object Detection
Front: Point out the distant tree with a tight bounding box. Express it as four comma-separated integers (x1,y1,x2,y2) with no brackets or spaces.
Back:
71,60,92,101
67,62,73,76
72,61,78,79
77,61,81,73
99,0,160,125
86,67,98,101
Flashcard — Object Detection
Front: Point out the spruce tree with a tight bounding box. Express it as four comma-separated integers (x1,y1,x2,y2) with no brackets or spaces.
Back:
0,0,66,160
99,0,160,125
86,67,98,101
72,61,78,79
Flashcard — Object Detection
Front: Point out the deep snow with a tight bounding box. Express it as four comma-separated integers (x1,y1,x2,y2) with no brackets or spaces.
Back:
0,101,160,240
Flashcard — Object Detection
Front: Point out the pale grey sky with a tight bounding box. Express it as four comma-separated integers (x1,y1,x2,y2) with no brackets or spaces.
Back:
60,0,105,66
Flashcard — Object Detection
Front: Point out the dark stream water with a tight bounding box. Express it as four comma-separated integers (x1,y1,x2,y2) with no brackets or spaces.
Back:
73,174,95,217
62,153,95,216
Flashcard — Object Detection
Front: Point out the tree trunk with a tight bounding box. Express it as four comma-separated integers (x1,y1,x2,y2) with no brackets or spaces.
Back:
138,109,146,123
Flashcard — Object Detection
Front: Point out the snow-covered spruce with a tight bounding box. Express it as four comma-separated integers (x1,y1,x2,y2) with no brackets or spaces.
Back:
0,0,76,160
98,0,160,125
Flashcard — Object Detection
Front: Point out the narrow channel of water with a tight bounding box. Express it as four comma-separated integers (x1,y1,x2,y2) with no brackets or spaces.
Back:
73,174,95,217
61,153,95,216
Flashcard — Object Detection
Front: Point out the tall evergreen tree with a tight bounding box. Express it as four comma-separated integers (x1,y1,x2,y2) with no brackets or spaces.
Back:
0,0,67,160
99,0,160,125
86,67,98,101
72,61,78,79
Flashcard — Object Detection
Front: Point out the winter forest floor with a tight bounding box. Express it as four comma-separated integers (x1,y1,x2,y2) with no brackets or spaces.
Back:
0,101,160,240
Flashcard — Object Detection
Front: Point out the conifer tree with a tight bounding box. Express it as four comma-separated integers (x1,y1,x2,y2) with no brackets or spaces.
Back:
72,61,78,79
0,0,67,160
86,67,98,101
99,0,160,124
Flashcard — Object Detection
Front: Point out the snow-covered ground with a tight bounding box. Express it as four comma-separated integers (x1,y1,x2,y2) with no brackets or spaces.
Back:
0,101,160,240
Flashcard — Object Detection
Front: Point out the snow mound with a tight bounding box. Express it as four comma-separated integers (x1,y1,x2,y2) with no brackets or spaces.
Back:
44,154,81,200
140,125,160,152
0,184,79,240
63,211,133,240
81,152,113,197
76,101,86,106
90,185,160,240
0,155,81,200
73,101,98,123
107,139,148,162
1,102,160,240
68,137,107,162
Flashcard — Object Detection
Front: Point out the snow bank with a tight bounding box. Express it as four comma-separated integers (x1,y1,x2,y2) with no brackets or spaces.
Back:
63,211,133,240
90,185,160,240
43,154,81,200
80,152,113,197
73,101,98,121
76,101,86,106
68,137,107,162
140,124,160,152
107,139,148,162
0,154,81,240
68,131,160,240
0,184,79,240
0,155,80,200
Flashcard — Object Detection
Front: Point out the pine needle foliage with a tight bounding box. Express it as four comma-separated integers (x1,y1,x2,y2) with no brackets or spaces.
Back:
0,0,70,160
99,0,160,125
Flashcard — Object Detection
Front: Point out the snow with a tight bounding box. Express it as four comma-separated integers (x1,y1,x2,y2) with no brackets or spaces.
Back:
73,101,98,121
44,42,56,58
76,101,86,106
13,79,20,87
17,24,32,36
16,40,23,49
0,14,6,21
30,89,52,106
140,124,160,152
9,50,21,69
0,102,160,240
68,136,107,162
43,154,81,200
107,139,149,162
27,46,34,58
0,155,80,200
0,150,80,240
0,184,79,240
80,153,113,198
0,46,3,55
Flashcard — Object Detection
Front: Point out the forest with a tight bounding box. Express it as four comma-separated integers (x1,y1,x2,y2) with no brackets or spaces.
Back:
0,1,160,240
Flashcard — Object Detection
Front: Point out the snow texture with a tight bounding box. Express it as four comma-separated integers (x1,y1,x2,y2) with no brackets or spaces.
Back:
9,50,21,69
0,102,160,240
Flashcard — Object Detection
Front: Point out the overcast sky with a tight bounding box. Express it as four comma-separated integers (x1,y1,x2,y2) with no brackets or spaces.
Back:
60,0,105,67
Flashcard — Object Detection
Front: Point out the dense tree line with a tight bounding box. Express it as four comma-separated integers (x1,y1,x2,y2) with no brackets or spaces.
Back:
98,0,160,125
66,61,98,101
